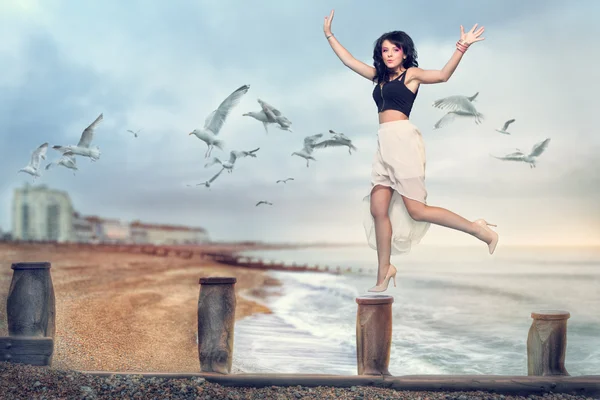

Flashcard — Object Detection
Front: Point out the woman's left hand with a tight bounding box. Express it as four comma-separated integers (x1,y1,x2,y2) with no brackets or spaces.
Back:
460,23,485,45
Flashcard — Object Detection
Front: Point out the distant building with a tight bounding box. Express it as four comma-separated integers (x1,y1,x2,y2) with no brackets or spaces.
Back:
129,221,209,245
72,212,95,243
11,183,74,242
11,183,210,244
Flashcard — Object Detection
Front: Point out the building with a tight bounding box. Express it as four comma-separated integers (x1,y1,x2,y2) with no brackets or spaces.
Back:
12,183,74,242
129,221,209,245
11,183,210,244
72,212,95,243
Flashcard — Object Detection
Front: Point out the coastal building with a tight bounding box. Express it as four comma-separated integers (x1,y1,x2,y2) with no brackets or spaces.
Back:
11,183,74,242
11,183,210,244
129,221,209,245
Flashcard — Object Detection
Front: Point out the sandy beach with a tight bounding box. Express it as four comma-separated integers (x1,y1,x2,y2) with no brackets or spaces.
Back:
0,241,281,373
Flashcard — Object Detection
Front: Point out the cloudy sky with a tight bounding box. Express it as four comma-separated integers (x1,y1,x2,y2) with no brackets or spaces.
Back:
1,0,599,246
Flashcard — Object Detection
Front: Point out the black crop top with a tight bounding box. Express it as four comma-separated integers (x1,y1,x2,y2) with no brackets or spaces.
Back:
372,70,418,117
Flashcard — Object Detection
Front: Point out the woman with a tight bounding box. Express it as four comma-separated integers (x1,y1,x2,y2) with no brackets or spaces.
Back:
323,9,498,293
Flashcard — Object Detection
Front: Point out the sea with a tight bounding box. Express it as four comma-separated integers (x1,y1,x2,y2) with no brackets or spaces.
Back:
230,244,600,376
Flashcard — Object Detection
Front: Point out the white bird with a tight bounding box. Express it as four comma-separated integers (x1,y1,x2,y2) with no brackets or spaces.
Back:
53,113,103,161
313,130,358,154
276,178,294,184
433,109,484,129
45,151,78,175
490,138,551,168
189,84,250,158
432,92,479,113
204,147,260,173
257,99,293,132
256,201,273,206
242,110,274,134
495,119,515,135
18,142,48,180
127,129,142,138
197,167,226,188
291,134,323,167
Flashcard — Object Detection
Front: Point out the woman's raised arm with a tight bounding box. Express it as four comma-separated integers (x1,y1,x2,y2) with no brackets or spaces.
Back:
324,9,376,81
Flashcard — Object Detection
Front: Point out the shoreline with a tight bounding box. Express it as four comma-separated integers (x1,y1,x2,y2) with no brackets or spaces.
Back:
0,241,284,373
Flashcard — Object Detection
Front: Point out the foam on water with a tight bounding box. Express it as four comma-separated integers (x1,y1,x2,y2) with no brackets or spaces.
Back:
233,245,600,375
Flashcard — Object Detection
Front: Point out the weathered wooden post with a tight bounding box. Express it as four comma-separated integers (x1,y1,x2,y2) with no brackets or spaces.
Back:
527,310,570,376
355,294,394,376
197,277,236,374
0,262,56,366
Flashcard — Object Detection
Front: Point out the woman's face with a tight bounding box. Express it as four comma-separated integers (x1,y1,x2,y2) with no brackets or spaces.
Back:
381,39,405,70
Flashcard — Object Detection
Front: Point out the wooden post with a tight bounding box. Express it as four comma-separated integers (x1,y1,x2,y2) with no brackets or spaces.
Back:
355,294,394,376
3,262,56,366
527,310,570,376
197,277,237,374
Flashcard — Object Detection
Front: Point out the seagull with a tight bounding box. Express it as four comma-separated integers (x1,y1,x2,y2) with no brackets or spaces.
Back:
490,138,551,168
127,129,142,138
45,151,78,175
495,119,515,135
197,167,226,188
204,147,260,173
257,99,293,132
53,113,103,161
189,84,250,158
256,201,273,206
433,109,484,129
291,134,323,167
313,130,357,154
18,142,48,180
432,92,479,113
276,178,294,184
242,110,275,134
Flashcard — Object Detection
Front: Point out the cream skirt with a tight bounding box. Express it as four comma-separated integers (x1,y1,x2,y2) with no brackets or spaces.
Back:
363,120,431,255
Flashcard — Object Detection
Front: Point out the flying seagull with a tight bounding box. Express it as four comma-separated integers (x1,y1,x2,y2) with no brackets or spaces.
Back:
197,167,226,188
495,119,515,135
256,201,273,206
189,84,250,158
53,113,103,161
432,92,479,113
490,138,551,168
18,142,48,180
204,147,260,173
291,134,323,167
127,129,142,138
276,178,294,184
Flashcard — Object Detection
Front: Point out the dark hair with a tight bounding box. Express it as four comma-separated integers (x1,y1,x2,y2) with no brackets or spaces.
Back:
372,31,418,84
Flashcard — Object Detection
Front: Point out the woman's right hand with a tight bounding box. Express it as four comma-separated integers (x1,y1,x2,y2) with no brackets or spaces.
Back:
323,9,334,37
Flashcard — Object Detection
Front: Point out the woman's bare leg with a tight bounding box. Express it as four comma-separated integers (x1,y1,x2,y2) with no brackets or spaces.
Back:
401,195,496,244
370,185,395,285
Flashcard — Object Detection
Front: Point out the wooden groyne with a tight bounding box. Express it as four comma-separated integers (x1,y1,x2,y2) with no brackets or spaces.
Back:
0,239,361,275
202,251,350,275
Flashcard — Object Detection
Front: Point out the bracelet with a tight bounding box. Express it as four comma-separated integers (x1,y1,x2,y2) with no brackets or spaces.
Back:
326,34,334,40
456,40,469,53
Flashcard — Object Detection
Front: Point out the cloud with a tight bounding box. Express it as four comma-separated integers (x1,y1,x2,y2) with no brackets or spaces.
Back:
0,1,598,246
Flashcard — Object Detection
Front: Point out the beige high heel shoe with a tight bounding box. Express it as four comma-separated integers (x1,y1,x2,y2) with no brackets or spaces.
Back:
368,265,397,293
474,219,499,255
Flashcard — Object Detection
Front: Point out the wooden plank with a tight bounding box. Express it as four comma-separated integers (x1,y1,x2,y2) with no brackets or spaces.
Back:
0,337,54,355
0,336,54,366
74,372,600,396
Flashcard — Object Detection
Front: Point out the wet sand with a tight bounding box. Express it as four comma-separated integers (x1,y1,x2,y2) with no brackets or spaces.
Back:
0,242,281,373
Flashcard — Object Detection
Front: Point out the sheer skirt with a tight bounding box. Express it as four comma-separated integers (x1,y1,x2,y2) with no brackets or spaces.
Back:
363,120,431,255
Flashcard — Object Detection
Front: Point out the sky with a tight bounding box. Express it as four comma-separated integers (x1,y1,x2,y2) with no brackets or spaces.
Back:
1,0,599,246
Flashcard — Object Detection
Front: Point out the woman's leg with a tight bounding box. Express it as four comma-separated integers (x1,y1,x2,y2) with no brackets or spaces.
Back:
370,185,395,285
400,195,497,245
